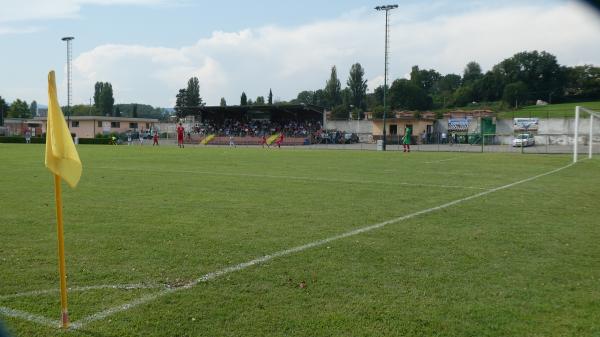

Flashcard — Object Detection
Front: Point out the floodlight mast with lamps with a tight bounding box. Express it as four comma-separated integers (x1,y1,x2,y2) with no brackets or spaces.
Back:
375,5,397,151
62,36,74,128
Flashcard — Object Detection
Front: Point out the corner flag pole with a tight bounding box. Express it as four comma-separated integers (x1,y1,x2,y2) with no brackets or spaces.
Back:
53,174,70,328
45,70,81,329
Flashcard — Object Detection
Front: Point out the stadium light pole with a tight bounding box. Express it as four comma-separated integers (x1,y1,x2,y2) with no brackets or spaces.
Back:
62,36,74,129
375,4,397,151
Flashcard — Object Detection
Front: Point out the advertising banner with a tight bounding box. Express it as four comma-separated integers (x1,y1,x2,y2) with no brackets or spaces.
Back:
513,118,539,131
448,118,471,131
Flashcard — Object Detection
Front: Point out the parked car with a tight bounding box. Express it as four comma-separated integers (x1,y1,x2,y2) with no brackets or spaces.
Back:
512,134,535,147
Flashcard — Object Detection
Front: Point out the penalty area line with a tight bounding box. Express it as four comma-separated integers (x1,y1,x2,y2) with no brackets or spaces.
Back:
68,161,575,330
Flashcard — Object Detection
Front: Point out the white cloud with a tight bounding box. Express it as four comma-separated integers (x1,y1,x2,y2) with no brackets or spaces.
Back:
63,1,600,107
0,0,169,23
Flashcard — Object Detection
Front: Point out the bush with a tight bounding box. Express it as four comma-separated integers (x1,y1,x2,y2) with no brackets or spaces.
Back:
78,138,111,145
0,136,45,143
0,136,25,143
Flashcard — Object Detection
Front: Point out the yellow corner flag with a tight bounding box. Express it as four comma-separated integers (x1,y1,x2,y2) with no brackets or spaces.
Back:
45,70,82,329
45,70,82,188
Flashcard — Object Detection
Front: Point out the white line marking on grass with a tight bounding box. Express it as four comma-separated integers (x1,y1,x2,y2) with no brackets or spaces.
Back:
423,157,458,164
0,306,59,328
0,283,164,300
95,166,487,190
68,162,574,330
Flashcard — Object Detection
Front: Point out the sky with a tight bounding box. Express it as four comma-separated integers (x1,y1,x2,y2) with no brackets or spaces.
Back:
1,0,600,108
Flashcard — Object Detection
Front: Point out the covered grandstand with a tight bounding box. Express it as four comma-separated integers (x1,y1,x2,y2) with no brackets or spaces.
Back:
181,104,325,145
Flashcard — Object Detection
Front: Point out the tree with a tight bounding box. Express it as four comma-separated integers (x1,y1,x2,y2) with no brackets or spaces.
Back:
69,104,96,116
240,92,247,106
347,63,368,113
452,85,475,107
0,96,8,125
341,88,352,108
29,100,37,117
313,89,328,107
463,61,483,84
247,98,253,105
325,66,342,108
473,71,505,102
492,51,562,100
94,82,115,116
101,83,114,116
294,90,314,105
114,105,122,117
437,74,461,93
220,97,227,106
175,89,187,116
330,104,349,120
93,82,102,109
8,99,30,118
185,76,202,114
502,81,528,107
410,65,441,94
115,103,164,119
255,96,265,105
434,74,462,108
563,65,600,100
367,85,389,111
388,79,431,111
268,89,273,105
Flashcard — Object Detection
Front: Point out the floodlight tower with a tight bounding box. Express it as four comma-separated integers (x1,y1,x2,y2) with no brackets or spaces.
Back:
62,36,74,128
375,4,397,151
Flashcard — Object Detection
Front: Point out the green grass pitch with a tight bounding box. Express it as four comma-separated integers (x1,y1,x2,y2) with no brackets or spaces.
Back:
1,144,599,336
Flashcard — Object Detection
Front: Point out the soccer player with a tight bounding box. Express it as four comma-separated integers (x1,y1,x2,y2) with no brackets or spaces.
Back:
275,133,284,148
176,123,185,148
260,135,268,148
402,126,411,152
152,131,159,146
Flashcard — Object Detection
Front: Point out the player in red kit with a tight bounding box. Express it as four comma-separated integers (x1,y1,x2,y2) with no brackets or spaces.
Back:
275,133,284,148
176,123,185,148
260,135,268,148
152,131,159,146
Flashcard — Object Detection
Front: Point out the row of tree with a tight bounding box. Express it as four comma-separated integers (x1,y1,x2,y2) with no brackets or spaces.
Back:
237,89,274,106
0,95,38,120
290,50,599,119
170,50,599,121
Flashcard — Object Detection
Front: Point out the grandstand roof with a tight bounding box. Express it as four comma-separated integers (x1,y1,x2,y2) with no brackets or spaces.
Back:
183,104,325,122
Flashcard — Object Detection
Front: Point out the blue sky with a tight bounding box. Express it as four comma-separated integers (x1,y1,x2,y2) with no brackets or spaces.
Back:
1,0,599,107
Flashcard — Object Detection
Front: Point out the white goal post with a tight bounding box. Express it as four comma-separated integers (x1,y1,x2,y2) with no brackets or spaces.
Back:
574,106,600,163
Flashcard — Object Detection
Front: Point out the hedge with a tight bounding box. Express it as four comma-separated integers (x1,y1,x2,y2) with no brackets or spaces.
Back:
78,138,111,145
0,137,112,145
0,136,45,144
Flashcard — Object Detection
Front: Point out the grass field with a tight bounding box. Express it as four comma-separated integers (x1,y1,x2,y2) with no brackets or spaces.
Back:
1,144,600,336
497,101,600,119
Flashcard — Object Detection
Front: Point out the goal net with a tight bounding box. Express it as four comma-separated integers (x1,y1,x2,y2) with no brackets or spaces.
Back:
573,106,600,163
